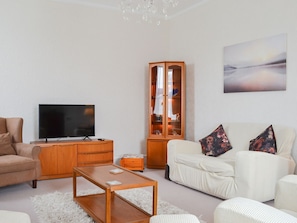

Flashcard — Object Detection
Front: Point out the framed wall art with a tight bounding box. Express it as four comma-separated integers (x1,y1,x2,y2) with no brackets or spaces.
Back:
223,33,287,93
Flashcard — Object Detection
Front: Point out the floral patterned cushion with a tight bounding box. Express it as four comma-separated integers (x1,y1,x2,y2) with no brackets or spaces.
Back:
249,125,277,154
199,124,232,157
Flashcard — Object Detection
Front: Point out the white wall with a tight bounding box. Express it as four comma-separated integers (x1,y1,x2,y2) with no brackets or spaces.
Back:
1,0,297,168
0,0,170,161
169,0,297,169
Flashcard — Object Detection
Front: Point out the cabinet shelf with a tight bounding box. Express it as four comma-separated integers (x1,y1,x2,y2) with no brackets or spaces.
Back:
151,96,181,100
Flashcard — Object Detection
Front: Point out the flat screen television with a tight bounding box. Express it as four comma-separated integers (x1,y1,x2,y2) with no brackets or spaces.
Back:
39,104,95,140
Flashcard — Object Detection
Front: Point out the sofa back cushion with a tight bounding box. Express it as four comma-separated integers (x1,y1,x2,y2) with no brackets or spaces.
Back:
0,117,23,143
221,123,295,159
0,118,7,134
5,118,23,143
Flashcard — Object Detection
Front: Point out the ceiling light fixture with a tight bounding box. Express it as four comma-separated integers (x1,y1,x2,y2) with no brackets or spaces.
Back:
120,0,179,25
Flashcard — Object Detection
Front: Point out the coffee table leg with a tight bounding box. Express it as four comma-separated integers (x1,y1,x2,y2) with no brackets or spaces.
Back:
73,170,77,199
152,182,158,215
105,189,111,223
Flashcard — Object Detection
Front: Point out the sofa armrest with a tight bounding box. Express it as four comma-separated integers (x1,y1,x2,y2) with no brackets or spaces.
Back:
235,151,296,201
275,175,297,213
13,143,41,160
167,139,201,164
214,197,297,223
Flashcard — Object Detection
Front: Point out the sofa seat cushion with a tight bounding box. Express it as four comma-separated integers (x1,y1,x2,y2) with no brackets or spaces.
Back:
0,155,36,174
175,154,235,177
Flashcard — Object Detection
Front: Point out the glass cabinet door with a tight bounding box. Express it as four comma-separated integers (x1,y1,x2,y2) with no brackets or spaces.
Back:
150,64,165,136
166,64,182,137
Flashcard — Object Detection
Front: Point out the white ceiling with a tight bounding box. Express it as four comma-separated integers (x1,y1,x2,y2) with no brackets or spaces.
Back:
53,0,209,18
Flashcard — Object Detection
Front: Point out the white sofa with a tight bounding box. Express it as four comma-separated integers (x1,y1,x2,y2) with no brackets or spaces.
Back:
166,123,296,202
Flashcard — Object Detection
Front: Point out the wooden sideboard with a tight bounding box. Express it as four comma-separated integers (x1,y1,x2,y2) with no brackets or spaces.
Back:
31,139,113,180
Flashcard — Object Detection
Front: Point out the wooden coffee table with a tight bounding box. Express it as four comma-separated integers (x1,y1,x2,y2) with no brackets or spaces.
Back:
73,164,158,223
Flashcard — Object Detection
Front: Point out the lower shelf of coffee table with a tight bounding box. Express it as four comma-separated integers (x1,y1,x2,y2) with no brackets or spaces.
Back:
74,193,151,223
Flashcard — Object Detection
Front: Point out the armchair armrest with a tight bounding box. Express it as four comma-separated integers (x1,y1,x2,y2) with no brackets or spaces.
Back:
214,197,297,223
235,151,296,201
167,139,201,165
13,143,41,160
275,175,297,214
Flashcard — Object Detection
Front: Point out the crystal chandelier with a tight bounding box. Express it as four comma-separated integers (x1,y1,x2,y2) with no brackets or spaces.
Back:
120,0,179,25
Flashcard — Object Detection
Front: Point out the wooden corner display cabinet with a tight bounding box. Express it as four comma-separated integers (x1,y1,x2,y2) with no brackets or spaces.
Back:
31,139,113,180
147,61,185,169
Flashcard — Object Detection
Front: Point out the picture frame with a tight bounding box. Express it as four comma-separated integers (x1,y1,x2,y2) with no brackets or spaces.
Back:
223,33,287,93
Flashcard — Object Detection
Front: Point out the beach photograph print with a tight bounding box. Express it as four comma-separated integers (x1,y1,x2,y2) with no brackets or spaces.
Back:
224,33,287,93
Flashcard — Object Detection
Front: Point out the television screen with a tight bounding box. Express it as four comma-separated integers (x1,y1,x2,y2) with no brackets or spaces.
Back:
39,104,95,139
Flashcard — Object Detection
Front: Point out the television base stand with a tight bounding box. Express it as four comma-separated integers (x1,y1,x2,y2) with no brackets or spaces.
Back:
83,136,92,141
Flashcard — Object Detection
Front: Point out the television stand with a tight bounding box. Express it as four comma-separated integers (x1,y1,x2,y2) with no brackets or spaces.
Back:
31,139,113,180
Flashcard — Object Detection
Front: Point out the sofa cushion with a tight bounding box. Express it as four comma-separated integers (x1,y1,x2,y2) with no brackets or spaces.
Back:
0,117,7,134
249,125,277,154
199,124,232,157
175,154,235,177
0,133,16,156
0,155,36,174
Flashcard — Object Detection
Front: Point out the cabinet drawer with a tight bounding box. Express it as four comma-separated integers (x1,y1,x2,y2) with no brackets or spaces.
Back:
77,143,113,153
78,152,113,166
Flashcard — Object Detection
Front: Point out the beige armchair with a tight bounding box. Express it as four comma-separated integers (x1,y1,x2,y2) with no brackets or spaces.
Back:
0,117,41,188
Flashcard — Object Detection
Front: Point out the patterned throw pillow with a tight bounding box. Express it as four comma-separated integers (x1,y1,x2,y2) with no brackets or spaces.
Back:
199,124,232,157
249,125,277,154
0,132,16,156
